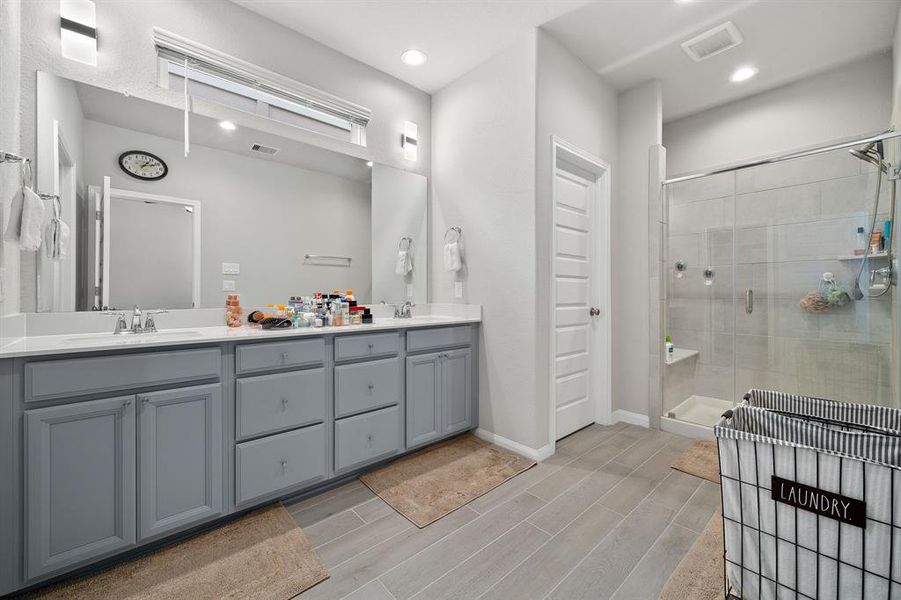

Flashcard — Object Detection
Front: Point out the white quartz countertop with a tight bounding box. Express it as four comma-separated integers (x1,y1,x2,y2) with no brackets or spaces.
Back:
0,315,481,359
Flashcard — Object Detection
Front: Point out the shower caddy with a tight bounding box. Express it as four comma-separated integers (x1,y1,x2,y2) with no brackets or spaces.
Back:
715,390,901,599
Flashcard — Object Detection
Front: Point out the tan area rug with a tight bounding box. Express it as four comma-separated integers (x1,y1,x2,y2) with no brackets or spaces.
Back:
671,439,720,483
29,504,328,599
360,433,536,528
660,510,724,600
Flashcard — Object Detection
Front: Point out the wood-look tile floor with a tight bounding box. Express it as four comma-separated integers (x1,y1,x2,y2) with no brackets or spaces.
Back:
284,423,721,600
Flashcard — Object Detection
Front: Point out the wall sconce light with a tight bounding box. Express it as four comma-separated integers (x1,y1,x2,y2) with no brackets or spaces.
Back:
401,121,418,162
60,0,97,66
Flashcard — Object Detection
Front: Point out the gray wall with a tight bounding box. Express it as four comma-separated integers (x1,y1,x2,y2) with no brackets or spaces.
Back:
615,81,663,422
664,52,893,176
535,29,619,445
431,31,539,449
83,119,372,309
16,0,430,313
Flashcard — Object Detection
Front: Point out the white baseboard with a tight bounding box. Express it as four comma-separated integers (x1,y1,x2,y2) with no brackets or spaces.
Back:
612,409,650,428
473,428,554,462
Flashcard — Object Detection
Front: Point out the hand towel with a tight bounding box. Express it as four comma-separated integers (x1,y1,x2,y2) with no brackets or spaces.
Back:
443,241,462,272
395,249,413,275
44,217,69,261
56,220,70,260
3,187,24,246
6,187,44,251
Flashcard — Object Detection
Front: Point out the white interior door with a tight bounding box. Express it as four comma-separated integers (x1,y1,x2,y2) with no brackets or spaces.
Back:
553,166,601,440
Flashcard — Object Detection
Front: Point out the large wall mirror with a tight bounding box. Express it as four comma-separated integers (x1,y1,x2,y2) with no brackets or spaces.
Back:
32,71,427,312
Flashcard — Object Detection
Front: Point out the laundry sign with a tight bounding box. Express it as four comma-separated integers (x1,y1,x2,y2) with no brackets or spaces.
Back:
772,476,866,528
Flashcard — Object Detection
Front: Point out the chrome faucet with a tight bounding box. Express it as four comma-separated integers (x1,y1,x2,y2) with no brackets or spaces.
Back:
144,310,168,332
103,311,128,334
130,306,143,333
394,301,414,319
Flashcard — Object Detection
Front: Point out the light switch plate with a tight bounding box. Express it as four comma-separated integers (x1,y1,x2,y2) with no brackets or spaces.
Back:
222,262,240,275
222,279,236,291
454,281,463,298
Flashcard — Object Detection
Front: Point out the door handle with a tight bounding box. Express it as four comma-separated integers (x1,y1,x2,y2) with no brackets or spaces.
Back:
589,307,600,317
746,289,753,314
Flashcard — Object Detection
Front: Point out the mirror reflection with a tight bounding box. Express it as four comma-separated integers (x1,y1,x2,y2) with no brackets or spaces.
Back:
31,71,427,312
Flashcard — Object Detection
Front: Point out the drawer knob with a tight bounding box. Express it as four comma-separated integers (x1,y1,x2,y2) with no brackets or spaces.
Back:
281,459,288,474
367,383,374,394
123,399,133,408
281,352,290,363
368,343,374,350
281,397,289,410
367,434,373,445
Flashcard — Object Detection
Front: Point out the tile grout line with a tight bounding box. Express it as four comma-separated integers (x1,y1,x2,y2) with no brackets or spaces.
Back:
327,519,416,571
475,436,679,600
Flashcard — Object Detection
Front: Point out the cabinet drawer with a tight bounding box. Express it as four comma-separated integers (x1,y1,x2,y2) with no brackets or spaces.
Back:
335,332,400,362
235,424,326,505
25,348,221,403
334,357,401,418
236,369,326,440
334,406,401,472
406,326,471,353
235,338,324,374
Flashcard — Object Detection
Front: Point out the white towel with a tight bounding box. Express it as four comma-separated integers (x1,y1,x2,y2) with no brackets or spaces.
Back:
443,241,462,272
395,249,412,275
5,187,44,251
44,218,69,261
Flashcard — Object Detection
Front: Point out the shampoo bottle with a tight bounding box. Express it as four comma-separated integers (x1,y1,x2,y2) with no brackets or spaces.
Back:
665,335,674,364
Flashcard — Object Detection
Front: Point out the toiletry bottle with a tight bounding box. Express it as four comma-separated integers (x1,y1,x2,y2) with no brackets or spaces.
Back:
871,231,883,255
856,227,867,256
665,335,674,364
884,220,891,252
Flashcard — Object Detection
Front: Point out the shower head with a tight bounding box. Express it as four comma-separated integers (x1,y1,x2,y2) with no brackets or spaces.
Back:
849,141,887,172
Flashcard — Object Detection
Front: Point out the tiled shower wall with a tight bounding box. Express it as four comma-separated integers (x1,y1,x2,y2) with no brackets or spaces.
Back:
663,148,895,412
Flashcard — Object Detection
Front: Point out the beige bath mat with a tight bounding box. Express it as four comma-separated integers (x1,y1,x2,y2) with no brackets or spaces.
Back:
659,510,724,600
671,439,721,483
29,504,328,599
360,433,536,528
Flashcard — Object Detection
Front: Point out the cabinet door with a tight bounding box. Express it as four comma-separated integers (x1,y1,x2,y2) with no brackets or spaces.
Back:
138,384,222,540
25,396,136,580
443,348,473,435
406,353,442,447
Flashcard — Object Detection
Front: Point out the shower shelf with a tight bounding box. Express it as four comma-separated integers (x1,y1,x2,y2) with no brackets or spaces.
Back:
665,348,699,366
837,252,889,261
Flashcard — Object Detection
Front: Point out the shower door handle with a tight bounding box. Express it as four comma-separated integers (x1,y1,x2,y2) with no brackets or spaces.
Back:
745,289,753,314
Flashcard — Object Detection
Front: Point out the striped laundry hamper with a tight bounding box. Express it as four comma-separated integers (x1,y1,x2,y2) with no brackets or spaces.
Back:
715,390,901,599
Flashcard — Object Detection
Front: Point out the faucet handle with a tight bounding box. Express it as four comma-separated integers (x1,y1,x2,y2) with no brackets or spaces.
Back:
103,311,128,335
144,310,168,332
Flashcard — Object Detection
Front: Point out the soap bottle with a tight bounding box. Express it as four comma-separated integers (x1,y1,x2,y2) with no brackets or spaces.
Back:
665,335,674,364
856,227,867,256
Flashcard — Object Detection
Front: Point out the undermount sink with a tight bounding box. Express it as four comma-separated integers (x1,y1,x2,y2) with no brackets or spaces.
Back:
56,330,204,346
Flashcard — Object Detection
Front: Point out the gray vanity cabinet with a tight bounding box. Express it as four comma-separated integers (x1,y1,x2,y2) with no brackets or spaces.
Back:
406,353,442,447
25,396,137,580
443,347,473,435
406,346,474,448
137,384,223,541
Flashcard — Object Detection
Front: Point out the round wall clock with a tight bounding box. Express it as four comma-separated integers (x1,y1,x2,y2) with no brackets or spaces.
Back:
118,150,168,181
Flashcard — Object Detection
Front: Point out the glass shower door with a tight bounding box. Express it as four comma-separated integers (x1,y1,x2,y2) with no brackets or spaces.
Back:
732,144,896,408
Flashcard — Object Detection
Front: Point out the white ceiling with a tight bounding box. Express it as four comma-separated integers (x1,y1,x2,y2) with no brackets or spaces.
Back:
233,0,901,122
75,81,371,181
232,0,591,93
544,0,901,121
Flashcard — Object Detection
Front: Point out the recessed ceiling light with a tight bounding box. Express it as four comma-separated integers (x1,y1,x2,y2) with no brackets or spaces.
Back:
366,161,373,167
401,49,427,67
674,0,695,4
219,120,236,131
730,66,758,83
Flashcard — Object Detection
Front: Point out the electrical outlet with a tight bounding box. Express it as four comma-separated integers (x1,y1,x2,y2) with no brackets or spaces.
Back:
454,281,463,298
406,283,414,298
222,279,236,291
222,262,240,275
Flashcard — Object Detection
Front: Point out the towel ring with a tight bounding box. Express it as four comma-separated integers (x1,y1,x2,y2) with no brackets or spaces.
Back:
21,158,33,190
399,236,413,251
444,226,462,244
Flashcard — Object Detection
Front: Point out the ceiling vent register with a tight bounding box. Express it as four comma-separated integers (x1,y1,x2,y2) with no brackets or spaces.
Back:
681,21,743,62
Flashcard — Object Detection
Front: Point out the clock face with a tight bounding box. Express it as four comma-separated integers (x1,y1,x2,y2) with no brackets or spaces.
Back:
118,151,168,181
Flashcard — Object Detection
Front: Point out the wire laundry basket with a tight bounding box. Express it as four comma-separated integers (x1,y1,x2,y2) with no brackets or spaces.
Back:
714,390,901,599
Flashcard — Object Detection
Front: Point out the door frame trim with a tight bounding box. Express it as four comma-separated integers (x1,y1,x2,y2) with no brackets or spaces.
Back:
549,136,612,447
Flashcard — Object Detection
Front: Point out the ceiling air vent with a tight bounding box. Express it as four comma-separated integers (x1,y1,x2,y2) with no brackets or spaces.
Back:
681,21,743,62
250,143,279,155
